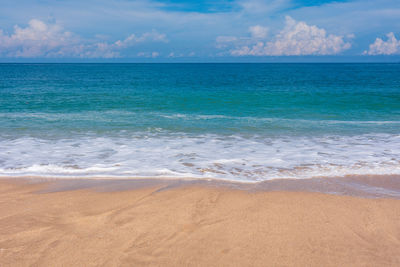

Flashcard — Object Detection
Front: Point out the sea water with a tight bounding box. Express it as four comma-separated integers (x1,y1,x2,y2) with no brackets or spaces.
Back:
0,63,399,182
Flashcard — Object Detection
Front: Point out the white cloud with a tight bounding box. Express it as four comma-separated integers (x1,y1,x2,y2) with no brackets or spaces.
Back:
227,16,352,56
167,52,187,58
364,32,400,55
85,30,168,58
114,30,168,48
0,19,78,57
215,35,238,48
0,19,168,58
78,42,121,58
249,25,268,39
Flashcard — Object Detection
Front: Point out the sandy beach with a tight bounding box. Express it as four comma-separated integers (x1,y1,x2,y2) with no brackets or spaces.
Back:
1,177,400,266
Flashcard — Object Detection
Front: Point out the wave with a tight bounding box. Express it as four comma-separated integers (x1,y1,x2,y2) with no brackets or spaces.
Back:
1,111,399,125
1,133,400,182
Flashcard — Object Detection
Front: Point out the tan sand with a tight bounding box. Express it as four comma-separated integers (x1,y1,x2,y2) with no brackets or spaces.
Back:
1,178,400,266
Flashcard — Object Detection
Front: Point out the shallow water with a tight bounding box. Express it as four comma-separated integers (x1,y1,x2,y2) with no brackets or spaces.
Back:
1,63,399,181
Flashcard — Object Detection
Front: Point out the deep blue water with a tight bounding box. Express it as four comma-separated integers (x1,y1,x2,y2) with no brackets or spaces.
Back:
0,63,399,181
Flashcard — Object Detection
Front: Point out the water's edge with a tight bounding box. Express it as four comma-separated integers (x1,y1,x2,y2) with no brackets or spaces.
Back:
4,174,400,199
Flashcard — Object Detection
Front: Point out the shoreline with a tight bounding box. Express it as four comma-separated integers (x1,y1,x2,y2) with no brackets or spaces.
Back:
2,174,400,199
1,177,400,266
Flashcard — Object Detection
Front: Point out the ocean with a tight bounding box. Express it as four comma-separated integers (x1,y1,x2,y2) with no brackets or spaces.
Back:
0,63,399,182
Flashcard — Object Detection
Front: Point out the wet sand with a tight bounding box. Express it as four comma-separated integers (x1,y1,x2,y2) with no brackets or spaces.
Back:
1,176,400,266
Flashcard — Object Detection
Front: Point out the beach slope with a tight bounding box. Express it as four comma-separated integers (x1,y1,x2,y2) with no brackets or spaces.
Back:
1,179,400,266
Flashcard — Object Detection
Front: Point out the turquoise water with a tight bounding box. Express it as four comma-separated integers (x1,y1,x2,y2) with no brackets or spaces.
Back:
1,63,400,181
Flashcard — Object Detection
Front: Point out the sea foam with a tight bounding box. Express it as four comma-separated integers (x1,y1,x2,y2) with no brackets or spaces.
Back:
1,133,399,182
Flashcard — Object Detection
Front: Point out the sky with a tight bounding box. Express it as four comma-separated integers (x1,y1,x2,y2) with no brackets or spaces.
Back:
0,0,399,62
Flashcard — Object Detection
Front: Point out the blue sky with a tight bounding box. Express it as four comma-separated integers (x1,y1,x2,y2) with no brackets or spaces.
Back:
0,0,399,62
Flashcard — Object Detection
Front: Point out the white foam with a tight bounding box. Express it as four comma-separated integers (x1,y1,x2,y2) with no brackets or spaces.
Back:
0,133,400,182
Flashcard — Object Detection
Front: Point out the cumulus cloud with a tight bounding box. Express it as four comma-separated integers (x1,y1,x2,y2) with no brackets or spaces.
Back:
221,16,352,56
249,25,268,39
364,32,400,55
0,19,168,58
0,19,78,57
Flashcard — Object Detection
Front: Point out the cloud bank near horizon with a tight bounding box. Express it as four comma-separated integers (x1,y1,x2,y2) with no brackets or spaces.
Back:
364,33,400,55
0,19,168,58
217,16,352,56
